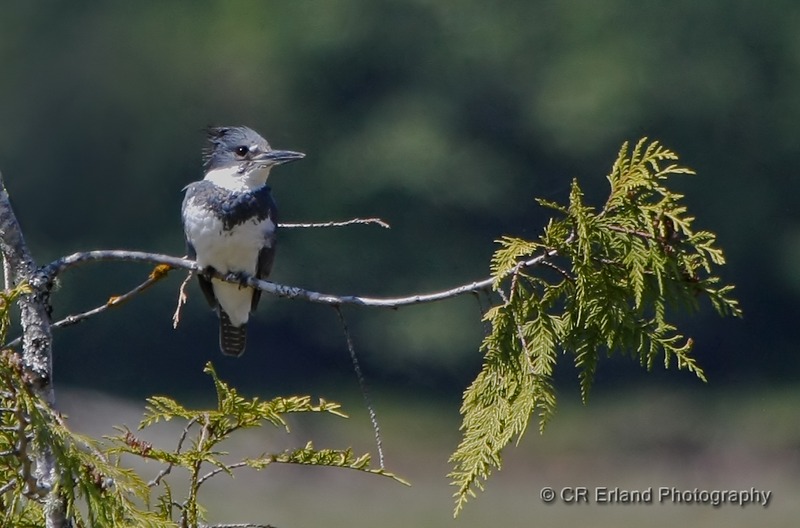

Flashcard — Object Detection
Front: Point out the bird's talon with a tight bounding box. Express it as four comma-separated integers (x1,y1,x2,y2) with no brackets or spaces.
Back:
201,266,217,280
233,271,249,288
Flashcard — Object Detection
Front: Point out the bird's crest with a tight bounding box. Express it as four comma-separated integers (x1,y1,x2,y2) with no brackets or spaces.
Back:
203,126,231,165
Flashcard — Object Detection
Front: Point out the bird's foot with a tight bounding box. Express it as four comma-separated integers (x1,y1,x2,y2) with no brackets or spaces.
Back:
200,266,218,281
227,271,251,289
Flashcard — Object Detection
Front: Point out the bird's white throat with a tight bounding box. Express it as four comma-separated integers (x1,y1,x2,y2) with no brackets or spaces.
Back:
204,165,271,192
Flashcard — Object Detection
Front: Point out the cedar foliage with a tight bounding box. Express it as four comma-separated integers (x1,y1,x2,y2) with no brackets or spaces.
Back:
0,342,403,527
449,138,741,515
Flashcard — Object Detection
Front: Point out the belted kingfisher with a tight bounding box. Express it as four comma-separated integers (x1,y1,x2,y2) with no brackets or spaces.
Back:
181,126,304,356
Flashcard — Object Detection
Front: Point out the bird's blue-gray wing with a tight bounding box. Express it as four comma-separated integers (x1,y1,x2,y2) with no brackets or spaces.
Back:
251,188,278,311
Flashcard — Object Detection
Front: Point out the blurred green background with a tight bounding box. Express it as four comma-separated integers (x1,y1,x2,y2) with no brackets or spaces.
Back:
1,1,798,526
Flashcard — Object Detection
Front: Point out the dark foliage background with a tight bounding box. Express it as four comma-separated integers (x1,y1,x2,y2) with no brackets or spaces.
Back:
0,1,797,400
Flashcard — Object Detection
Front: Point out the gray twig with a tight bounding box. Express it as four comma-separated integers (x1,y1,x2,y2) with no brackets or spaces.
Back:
0,479,16,495
279,217,390,229
335,307,384,469
172,271,193,329
5,268,169,349
196,461,248,487
149,417,197,488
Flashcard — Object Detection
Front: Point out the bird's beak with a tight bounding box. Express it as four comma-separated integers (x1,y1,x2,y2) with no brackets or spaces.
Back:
254,150,305,165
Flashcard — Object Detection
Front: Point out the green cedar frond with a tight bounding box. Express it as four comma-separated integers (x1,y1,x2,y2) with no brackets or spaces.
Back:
490,236,540,285
0,348,175,528
112,363,403,526
535,197,569,214
2,306,397,528
0,283,31,339
138,363,347,437
574,341,598,403
451,138,741,514
248,441,409,485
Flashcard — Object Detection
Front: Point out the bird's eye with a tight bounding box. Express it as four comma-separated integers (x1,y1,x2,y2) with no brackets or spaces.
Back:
234,146,249,157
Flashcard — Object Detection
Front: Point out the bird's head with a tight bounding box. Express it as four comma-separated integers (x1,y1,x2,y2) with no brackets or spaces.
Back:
203,126,304,191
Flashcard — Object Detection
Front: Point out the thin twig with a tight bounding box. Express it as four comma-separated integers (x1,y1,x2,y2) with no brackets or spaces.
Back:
508,268,532,354
149,417,197,487
4,265,171,349
172,272,193,329
539,260,574,282
0,479,15,495
55,273,164,326
14,398,44,498
335,307,384,469
51,411,111,470
605,224,654,239
279,217,390,229
196,461,248,487
182,413,211,526
472,291,492,336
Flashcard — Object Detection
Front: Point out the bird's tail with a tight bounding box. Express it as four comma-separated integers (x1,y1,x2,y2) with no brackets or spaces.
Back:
219,310,247,357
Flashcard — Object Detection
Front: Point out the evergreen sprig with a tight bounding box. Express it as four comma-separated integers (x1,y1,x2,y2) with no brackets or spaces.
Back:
449,138,741,515
2,317,403,528
109,362,405,526
244,441,409,483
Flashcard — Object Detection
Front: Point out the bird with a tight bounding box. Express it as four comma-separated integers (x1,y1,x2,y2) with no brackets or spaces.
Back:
181,126,304,356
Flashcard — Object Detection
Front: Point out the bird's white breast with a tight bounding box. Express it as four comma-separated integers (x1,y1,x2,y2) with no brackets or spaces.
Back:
183,197,275,272
183,196,275,326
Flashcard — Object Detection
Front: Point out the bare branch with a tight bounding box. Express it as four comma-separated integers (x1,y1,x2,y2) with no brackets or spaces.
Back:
41,248,558,310
43,250,191,277
58,268,166,326
8,241,561,357
279,217,390,229
1,246,560,348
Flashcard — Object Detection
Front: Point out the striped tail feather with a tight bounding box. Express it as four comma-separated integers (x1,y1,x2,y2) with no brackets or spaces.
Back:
219,310,247,357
